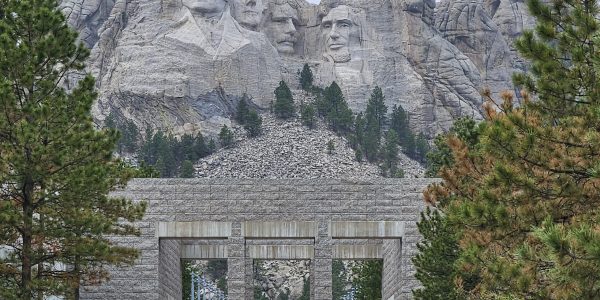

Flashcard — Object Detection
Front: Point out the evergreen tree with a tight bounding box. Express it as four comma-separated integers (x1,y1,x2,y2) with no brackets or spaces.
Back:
218,125,234,148
273,80,295,119
300,103,316,129
207,138,217,154
412,208,465,300
327,140,335,155
180,160,195,178
381,130,399,177
299,63,314,91
425,117,480,177
0,1,146,298
332,260,348,300
353,112,366,151
244,110,262,137
352,260,383,300
194,133,211,159
423,0,600,297
323,82,354,133
362,124,380,162
390,105,415,156
414,134,430,164
236,94,250,125
365,86,387,133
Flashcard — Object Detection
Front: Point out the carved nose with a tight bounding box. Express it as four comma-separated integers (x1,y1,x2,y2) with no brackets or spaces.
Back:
246,0,256,7
330,27,340,39
284,19,295,34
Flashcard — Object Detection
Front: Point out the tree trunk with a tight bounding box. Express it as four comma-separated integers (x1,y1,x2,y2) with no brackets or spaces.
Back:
21,177,34,299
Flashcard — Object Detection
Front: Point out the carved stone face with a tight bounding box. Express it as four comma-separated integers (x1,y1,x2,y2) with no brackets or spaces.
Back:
232,0,264,30
265,3,299,55
182,0,227,14
321,6,355,63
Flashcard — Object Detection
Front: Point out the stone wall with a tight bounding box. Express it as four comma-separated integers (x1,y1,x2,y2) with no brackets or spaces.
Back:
80,178,436,300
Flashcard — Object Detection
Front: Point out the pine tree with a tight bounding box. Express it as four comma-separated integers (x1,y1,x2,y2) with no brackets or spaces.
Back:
365,86,387,133
300,103,316,129
180,160,195,178
244,110,262,137
425,117,480,177
352,260,383,300
390,105,416,157
273,80,295,119
299,63,314,91
381,130,399,177
414,134,430,164
0,1,146,298
236,94,250,124
323,82,354,133
412,208,465,300
218,125,234,148
423,0,600,297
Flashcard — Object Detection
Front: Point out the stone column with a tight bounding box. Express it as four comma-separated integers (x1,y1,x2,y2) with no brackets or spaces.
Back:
312,221,333,299
382,239,402,300
228,222,246,300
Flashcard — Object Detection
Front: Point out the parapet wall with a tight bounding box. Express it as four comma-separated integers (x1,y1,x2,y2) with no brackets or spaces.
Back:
80,178,436,300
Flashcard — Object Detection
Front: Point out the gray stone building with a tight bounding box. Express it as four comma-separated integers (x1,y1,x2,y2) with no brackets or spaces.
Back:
80,178,435,300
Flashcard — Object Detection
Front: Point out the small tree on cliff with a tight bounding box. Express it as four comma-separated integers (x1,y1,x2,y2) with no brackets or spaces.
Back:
299,63,314,91
274,80,295,119
0,1,146,298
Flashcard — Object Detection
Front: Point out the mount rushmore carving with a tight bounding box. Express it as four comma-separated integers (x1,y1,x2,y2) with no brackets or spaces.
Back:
60,0,532,137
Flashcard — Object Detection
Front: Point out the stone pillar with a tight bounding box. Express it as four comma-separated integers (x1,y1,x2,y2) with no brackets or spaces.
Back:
382,239,402,300
228,222,246,300
245,255,254,300
312,221,333,299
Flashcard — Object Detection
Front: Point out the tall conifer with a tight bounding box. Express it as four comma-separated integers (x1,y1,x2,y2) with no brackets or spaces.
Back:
0,1,146,298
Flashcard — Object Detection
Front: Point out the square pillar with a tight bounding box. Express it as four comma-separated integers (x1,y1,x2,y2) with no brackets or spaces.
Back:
228,222,246,300
312,221,332,300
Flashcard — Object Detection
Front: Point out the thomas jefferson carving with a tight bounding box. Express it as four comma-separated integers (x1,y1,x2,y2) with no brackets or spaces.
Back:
231,0,265,31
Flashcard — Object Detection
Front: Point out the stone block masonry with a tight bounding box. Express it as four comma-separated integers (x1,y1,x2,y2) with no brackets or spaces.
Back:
79,178,437,300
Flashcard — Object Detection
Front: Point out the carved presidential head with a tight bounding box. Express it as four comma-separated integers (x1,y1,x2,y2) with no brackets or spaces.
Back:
231,0,265,31
320,5,361,63
264,1,299,55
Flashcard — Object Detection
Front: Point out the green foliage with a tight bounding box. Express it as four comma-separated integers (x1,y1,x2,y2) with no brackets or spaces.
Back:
105,112,139,155
414,134,430,164
297,278,311,300
332,260,349,300
0,1,146,298
318,82,354,133
300,103,316,129
381,130,399,177
425,117,480,177
352,260,383,300
412,208,465,300
299,63,314,91
236,94,251,124
181,260,200,300
180,160,195,178
219,125,234,148
139,130,212,178
244,111,263,137
365,86,387,133
274,80,296,119
421,0,600,298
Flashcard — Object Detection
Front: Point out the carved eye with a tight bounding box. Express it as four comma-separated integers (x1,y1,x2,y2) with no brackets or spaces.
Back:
339,22,351,28
322,23,331,29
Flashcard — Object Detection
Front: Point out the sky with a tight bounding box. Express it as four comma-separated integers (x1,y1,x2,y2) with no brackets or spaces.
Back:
306,0,321,3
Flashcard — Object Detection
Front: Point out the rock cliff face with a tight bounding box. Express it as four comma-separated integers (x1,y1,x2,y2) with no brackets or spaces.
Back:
60,0,532,137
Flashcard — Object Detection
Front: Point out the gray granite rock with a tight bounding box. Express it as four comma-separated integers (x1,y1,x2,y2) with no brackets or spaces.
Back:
60,0,533,137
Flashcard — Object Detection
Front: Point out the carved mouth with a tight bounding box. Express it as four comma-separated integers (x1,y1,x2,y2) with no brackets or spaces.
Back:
278,41,295,48
328,43,346,50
